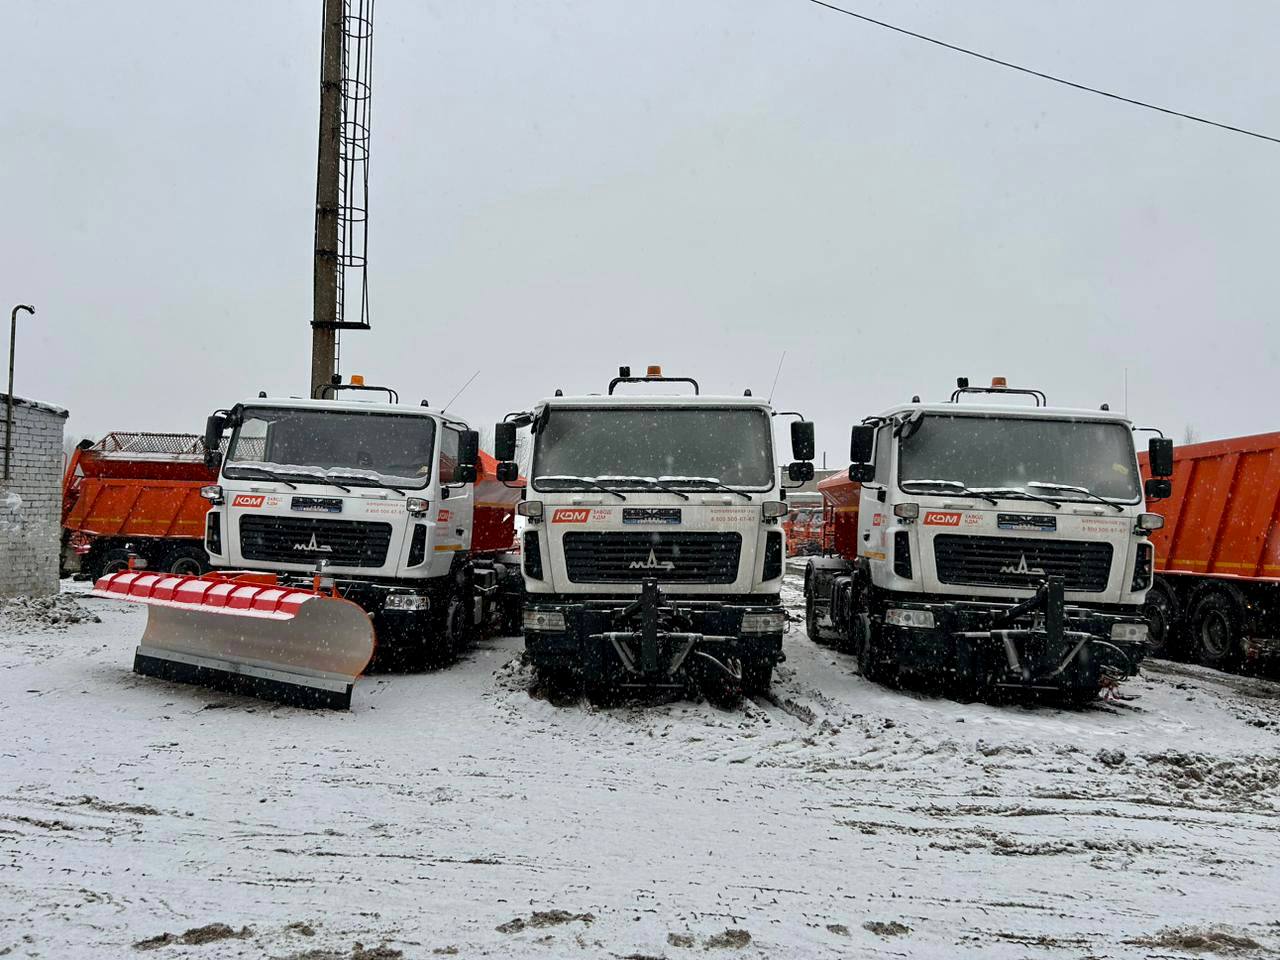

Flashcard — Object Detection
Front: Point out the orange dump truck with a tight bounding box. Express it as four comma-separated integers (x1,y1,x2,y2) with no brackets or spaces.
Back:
1139,431,1280,669
62,433,216,581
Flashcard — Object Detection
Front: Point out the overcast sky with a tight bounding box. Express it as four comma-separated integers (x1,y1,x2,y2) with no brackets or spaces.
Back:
5,0,1278,463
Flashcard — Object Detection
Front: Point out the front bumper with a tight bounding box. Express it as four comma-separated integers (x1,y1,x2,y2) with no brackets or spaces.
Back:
883,594,1147,691
524,583,785,687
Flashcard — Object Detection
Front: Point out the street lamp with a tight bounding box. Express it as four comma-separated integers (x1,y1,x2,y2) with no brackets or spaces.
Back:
5,303,36,481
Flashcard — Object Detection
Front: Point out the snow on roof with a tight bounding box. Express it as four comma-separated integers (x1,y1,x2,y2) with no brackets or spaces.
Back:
0,393,68,419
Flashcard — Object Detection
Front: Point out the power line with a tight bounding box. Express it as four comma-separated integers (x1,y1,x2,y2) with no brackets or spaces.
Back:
806,0,1280,146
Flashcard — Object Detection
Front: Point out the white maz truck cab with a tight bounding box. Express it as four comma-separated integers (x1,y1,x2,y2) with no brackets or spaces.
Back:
199,380,522,663
494,367,815,703
806,378,1175,704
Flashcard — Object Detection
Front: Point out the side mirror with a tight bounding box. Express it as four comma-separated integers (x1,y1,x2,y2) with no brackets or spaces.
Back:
203,413,226,469
849,463,875,483
1144,477,1172,500
1148,437,1174,478
850,424,875,464
790,421,815,462
496,461,519,483
456,464,477,484
459,429,480,466
787,461,814,482
493,422,518,462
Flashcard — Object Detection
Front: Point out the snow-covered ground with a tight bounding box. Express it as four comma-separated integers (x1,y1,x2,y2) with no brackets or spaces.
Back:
2,576,1277,959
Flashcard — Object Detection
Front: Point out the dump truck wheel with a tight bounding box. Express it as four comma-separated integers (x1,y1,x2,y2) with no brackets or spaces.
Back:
1189,590,1245,671
1143,581,1181,660
805,598,828,644
741,658,773,695
95,547,133,581
161,543,210,577
445,599,472,658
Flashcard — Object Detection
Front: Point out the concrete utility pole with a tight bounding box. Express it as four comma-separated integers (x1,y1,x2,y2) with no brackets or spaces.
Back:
5,304,36,481
311,0,344,398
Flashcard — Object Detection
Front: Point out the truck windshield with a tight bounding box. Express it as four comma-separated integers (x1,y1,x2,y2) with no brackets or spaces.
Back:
897,415,1140,503
532,406,774,491
224,407,436,490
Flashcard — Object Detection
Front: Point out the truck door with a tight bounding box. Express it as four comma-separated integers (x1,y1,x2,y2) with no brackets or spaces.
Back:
430,425,473,575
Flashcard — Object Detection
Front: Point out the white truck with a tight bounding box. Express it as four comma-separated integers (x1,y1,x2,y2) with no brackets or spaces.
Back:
189,381,522,665
492,367,815,704
804,378,1175,704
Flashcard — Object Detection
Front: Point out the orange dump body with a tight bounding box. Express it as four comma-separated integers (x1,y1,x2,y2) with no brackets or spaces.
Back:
472,449,524,554
62,434,217,541
817,471,861,560
1139,431,1280,583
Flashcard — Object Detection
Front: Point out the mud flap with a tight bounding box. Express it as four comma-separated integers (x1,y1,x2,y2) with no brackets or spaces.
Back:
92,571,376,709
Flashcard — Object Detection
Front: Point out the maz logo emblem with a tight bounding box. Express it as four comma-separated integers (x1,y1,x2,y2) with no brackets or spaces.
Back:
999,554,1045,576
629,548,675,572
293,533,333,553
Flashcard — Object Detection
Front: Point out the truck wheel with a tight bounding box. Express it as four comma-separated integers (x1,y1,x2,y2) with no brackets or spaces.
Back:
1143,580,1181,660
445,598,472,659
741,658,774,696
160,543,210,577
805,598,827,644
855,618,880,683
95,547,134,581
1189,590,1245,671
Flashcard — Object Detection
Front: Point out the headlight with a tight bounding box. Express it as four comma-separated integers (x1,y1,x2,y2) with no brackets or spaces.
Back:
199,484,224,504
384,593,430,612
517,500,545,520
405,497,430,517
1111,622,1149,642
740,611,786,634
885,608,936,629
523,609,565,631
761,501,788,520
1137,512,1165,532
893,503,920,520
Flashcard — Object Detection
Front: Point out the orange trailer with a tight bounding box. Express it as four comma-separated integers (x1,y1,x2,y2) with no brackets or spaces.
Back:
62,433,217,581
1139,431,1280,669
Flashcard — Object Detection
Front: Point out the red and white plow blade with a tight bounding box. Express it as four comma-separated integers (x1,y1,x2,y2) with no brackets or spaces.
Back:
91,571,376,709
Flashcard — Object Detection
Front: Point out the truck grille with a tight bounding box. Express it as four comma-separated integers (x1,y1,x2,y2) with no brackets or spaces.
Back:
562,532,742,584
240,515,392,569
933,534,1113,593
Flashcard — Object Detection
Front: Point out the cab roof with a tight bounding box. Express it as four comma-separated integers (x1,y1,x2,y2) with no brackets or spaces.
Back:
242,396,460,423
538,393,772,409
875,400,1133,425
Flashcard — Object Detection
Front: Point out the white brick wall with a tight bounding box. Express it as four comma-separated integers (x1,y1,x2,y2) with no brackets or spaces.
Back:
0,396,68,598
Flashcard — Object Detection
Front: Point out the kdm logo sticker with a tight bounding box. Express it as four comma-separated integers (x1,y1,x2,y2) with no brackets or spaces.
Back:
923,511,962,526
232,494,265,509
552,509,592,523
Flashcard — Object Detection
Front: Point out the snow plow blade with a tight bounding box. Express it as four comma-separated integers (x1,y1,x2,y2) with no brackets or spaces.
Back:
91,571,376,709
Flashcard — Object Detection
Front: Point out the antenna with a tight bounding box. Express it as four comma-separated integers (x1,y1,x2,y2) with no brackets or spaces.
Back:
768,350,787,403
442,369,480,413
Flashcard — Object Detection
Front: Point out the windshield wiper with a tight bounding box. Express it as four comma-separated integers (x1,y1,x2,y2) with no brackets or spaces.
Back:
659,476,752,501
1027,481,1125,513
228,465,297,489
899,478,998,506
598,476,690,501
972,486,1061,510
535,475,627,500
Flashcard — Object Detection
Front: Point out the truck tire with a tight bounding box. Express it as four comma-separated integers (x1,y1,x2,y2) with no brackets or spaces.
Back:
1143,580,1181,660
805,597,828,644
741,658,773,695
160,542,210,577
93,547,134,582
445,598,472,660
1189,589,1245,671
